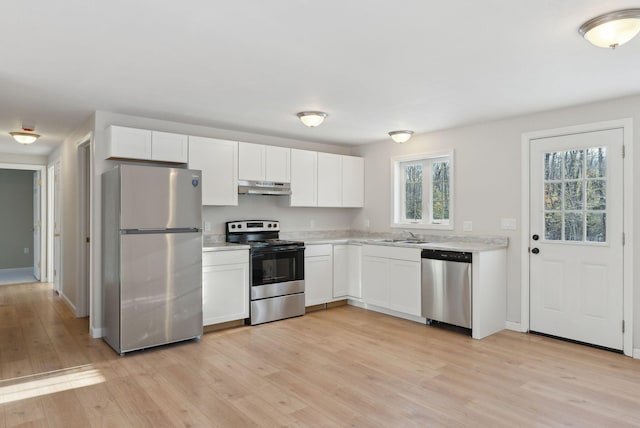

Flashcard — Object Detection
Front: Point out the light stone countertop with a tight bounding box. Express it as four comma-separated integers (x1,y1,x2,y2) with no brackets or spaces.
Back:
302,237,507,252
202,231,508,252
202,242,250,252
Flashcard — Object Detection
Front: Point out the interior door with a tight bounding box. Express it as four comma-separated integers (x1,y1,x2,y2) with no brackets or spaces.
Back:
53,163,62,294
529,128,624,350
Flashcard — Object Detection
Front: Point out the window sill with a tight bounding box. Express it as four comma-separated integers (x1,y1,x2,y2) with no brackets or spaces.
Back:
390,222,454,231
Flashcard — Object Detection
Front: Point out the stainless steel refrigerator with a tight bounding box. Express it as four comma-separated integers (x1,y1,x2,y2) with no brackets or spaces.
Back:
102,164,203,354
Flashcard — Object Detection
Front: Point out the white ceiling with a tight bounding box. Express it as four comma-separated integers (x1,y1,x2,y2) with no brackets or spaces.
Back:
1,0,640,156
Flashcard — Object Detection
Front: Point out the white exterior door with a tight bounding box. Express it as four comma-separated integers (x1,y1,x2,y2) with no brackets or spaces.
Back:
529,128,624,350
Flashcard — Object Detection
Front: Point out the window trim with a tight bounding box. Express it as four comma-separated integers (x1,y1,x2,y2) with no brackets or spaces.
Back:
390,150,454,230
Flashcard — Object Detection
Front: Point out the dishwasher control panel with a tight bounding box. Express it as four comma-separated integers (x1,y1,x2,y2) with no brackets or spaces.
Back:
421,249,472,263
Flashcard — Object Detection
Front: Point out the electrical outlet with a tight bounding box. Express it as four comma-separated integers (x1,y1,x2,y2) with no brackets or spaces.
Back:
204,221,211,232
24,248,29,254
463,221,473,232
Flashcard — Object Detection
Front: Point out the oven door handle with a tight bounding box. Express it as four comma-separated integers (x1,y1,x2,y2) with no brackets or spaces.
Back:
252,245,304,253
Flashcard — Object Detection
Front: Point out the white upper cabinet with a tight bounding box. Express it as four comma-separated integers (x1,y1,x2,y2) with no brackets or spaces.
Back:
151,131,188,163
239,142,290,182
291,150,364,208
188,136,238,206
341,155,364,207
238,142,265,181
317,152,343,207
105,126,188,163
290,149,318,207
265,146,291,182
106,126,152,160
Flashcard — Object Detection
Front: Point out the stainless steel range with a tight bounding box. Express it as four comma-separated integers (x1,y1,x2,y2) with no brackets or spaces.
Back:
226,220,305,325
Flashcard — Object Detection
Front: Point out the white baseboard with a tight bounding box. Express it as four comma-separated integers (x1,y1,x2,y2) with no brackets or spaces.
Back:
91,327,105,339
505,321,524,332
60,291,76,314
632,349,640,359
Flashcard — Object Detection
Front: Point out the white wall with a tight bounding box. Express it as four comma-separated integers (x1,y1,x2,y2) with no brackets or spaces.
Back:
90,111,358,336
48,114,95,313
0,153,48,165
353,94,640,340
203,196,358,237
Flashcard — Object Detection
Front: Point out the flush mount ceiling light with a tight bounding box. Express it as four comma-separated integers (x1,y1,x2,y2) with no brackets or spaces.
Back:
579,8,640,49
9,126,40,145
388,130,414,144
297,111,328,127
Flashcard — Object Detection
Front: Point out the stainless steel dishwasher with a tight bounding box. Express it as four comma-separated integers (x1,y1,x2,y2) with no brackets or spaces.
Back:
421,249,472,329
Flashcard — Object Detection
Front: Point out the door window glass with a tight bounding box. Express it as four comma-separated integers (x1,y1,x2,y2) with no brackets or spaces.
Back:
543,147,607,242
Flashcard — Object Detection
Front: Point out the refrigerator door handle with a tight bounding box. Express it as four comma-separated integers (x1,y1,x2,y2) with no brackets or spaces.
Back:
122,228,201,235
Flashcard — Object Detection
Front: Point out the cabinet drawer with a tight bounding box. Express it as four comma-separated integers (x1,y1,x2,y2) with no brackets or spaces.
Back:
203,250,248,266
362,245,420,262
305,244,332,257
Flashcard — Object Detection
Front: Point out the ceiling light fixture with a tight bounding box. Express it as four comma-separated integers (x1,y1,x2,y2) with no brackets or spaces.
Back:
297,111,328,127
10,127,40,145
388,130,414,144
579,8,640,49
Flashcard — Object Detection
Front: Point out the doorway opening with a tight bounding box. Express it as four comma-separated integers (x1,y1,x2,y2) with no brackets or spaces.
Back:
0,163,47,286
76,138,92,317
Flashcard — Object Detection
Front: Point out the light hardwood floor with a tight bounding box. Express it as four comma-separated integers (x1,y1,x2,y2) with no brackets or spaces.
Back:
2,282,640,427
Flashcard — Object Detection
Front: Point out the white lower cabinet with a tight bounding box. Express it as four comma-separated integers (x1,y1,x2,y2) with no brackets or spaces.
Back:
202,250,249,325
362,245,421,317
333,244,362,298
305,244,333,306
387,259,421,316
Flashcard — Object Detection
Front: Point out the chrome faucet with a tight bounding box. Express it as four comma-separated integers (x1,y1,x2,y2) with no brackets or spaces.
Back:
406,230,418,240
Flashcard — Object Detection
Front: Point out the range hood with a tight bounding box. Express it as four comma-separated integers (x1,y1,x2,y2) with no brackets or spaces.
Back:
238,180,291,196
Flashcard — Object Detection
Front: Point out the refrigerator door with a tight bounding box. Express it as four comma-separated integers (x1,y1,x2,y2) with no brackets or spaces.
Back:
120,231,202,353
120,165,202,230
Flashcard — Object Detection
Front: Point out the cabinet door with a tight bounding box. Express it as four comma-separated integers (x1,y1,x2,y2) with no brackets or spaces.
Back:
202,262,249,325
290,149,317,207
151,131,188,163
265,146,291,182
238,142,266,181
106,126,152,160
342,155,364,207
305,255,333,306
188,136,238,206
333,245,348,298
317,153,342,207
347,245,362,298
362,256,388,308
388,259,421,316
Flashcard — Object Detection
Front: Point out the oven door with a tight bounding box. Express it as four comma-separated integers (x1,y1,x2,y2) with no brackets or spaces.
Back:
251,245,304,287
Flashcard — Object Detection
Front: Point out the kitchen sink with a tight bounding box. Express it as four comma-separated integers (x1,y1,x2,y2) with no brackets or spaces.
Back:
369,239,430,244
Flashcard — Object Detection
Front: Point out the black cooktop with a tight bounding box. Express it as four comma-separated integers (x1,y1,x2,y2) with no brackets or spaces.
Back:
247,239,304,248
225,220,303,249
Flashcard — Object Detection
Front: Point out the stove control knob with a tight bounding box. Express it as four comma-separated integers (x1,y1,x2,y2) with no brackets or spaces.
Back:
267,224,272,228
237,224,242,229
231,224,236,229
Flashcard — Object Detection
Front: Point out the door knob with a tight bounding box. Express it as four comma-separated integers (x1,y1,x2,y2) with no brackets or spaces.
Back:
531,248,540,254
532,234,539,241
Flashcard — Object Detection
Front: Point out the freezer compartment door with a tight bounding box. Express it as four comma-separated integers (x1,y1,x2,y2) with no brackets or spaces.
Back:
120,232,202,352
120,165,202,229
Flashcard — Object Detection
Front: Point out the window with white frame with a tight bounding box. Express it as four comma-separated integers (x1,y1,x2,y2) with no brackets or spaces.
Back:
391,151,453,229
